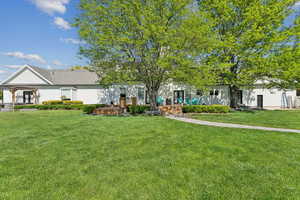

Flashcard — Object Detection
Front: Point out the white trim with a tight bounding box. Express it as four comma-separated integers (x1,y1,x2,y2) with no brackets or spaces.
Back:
60,87,76,101
0,64,53,85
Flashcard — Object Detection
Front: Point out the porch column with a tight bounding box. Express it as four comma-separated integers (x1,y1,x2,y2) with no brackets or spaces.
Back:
33,89,38,104
9,88,16,112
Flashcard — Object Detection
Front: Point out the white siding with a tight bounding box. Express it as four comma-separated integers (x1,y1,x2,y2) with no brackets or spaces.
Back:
243,87,297,109
7,68,48,85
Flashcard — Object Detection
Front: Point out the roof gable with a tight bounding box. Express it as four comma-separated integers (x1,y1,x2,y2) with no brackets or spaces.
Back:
1,65,53,85
1,65,99,86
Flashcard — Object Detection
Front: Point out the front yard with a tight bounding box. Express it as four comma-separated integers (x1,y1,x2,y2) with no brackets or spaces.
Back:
189,110,300,129
1,111,300,199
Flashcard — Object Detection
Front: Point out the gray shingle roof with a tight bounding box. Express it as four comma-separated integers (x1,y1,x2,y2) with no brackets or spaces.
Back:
29,65,99,85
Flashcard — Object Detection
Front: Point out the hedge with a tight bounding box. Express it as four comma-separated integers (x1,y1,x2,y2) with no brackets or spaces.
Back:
42,100,63,105
127,105,150,115
82,104,107,114
63,101,83,105
14,104,105,111
42,100,83,105
182,105,230,113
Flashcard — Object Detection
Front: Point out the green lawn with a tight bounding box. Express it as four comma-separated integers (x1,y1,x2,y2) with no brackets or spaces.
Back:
1,111,300,200
189,110,300,130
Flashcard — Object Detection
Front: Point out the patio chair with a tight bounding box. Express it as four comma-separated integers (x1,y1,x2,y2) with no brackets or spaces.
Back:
177,97,184,104
192,98,199,105
156,96,164,106
185,98,191,105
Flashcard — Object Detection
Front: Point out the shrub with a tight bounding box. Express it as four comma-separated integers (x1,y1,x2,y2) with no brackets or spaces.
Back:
83,105,97,114
43,100,84,105
182,105,230,113
128,105,150,115
63,101,83,105
15,104,105,112
42,100,63,105
82,104,106,114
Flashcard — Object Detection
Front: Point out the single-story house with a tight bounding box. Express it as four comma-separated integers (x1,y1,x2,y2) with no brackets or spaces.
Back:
1,65,300,109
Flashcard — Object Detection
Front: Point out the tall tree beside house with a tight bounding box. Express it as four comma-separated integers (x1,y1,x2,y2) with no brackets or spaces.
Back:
267,17,300,90
197,0,300,107
75,0,216,110
0,89,3,102
70,65,92,71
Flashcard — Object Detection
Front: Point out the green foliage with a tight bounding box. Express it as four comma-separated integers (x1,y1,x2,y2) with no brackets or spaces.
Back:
128,105,150,115
183,105,231,113
82,105,96,114
42,100,63,105
14,104,105,111
82,104,106,114
75,0,216,109
42,100,84,105
196,0,300,106
266,44,300,89
70,65,91,71
0,90,3,101
62,101,84,105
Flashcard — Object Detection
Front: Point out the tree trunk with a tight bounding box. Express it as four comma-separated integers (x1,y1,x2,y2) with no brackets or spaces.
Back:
147,86,159,111
229,85,239,108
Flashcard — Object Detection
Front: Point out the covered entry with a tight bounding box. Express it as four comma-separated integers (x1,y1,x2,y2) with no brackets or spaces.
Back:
9,87,39,105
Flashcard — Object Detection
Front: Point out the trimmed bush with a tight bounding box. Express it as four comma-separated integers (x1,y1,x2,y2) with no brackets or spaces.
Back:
128,105,150,115
182,105,230,113
15,104,105,112
83,105,97,114
42,100,84,105
63,101,83,105
83,104,106,114
42,100,63,105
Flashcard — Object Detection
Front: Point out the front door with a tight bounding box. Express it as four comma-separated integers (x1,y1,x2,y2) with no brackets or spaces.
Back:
174,90,184,104
23,91,33,104
257,95,263,109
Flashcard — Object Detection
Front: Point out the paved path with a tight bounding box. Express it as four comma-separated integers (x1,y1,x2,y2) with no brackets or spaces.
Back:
166,115,300,134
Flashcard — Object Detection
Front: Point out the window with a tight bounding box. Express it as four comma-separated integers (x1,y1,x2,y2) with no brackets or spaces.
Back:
196,89,203,96
174,90,184,104
120,87,126,98
297,89,300,97
209,90,214,96
214,90,219,96
61,88,72,100
138,88,145,101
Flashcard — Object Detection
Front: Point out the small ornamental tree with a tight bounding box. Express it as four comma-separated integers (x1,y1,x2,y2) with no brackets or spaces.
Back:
75,0,215,110
197,0,300,107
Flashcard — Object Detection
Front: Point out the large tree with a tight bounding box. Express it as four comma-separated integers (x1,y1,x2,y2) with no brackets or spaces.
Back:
197,0,300,107
75,0,215,110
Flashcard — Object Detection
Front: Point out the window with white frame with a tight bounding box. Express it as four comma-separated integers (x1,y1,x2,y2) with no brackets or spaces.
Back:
61,88,72,100
297,89,300,97
137,87,145,101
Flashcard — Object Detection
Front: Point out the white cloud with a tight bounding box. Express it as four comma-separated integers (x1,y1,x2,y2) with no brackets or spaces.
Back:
60,38,86,45
2,65,24,69
54,17,71,30
4,52,46,64
30,0,70,15
0,70,8,74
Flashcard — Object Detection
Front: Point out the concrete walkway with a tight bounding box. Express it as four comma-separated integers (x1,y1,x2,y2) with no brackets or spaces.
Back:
166,115,300,134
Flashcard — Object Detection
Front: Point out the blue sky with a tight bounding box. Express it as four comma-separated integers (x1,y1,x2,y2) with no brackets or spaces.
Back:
0,0,86,81
0,1,299,81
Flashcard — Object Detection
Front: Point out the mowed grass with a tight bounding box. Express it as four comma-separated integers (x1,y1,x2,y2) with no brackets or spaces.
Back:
189,110,300,130
0,111,300,200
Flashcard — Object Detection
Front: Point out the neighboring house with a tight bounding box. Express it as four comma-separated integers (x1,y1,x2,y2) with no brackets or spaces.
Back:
0,65,300,109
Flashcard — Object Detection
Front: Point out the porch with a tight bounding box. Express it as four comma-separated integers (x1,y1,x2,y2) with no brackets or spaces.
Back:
8,87,39,105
